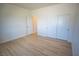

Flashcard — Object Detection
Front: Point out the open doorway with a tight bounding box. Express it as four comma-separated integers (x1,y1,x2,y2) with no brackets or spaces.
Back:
32,16,37,34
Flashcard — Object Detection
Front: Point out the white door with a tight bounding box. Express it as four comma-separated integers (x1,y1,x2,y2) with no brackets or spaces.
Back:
47,16,57,38
57,15,70,40
37,16,48,36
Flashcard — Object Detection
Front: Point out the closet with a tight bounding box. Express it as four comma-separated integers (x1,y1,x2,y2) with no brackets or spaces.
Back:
37,14,71,41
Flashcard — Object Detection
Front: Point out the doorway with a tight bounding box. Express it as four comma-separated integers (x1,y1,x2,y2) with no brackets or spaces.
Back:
32,16,37,34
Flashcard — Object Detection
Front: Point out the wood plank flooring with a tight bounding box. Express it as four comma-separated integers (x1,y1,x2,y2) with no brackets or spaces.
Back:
0,34,72,56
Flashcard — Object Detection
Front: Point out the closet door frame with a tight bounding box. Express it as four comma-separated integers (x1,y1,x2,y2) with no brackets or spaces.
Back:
56,14,71,41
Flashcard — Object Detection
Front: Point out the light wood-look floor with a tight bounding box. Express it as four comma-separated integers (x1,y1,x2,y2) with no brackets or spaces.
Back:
0,34,72,56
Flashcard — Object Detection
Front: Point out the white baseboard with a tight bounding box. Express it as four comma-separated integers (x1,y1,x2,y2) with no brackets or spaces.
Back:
0,33,31,44
38,33,70,43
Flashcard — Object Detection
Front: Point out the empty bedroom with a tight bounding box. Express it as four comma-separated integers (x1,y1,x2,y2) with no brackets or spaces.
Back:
0,3,79,56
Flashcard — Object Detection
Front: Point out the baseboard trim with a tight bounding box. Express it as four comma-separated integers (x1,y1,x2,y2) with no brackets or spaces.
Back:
0,33,71,44
38,33,71,43
0,33,32,44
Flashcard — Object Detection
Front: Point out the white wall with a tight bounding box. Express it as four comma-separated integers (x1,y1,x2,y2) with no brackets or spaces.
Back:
72,23,79,55
0,4,32,44
32,4,79,55
0,3,79,56
71,11,79,56
32,4,77,41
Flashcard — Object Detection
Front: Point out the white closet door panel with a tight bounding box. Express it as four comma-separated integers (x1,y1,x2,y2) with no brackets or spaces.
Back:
57,15,69,40
47,16,57,38
37,16,48,36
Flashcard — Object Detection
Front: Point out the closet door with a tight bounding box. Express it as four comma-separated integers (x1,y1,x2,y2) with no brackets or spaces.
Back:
37,16,48,36
57,15,70,40
47,16,57,38
26,17,29,34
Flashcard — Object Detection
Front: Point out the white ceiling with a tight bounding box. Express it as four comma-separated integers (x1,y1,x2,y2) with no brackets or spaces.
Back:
10,3,57,10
